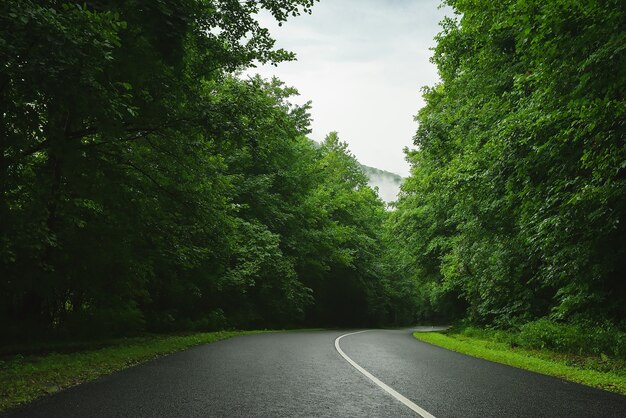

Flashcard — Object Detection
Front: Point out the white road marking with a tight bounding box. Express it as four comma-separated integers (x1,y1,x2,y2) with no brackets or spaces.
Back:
334,330,436,418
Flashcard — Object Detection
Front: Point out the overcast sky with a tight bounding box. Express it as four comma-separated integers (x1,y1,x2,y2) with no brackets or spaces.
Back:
248,0,451,177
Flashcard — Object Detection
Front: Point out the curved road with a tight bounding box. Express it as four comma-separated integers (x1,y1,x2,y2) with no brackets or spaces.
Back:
5,328,626,417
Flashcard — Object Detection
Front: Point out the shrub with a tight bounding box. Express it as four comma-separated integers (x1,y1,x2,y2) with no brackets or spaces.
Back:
514,319,626,359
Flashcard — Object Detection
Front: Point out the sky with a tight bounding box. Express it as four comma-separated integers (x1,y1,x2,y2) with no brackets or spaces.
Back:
248,0,452,177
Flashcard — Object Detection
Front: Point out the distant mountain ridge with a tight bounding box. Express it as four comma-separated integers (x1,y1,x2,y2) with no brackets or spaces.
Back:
311,140,403,202
360,164,403,203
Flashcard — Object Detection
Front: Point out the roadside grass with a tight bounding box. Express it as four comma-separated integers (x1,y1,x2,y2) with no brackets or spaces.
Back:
0,330,267,412
413,330,626,395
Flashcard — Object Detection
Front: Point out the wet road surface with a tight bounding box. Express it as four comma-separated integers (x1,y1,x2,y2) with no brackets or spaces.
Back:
5,328,626,417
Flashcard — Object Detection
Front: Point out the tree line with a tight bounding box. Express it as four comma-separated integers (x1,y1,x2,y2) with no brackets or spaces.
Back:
2,0,623,341
389,0,625,328
0,0,401,340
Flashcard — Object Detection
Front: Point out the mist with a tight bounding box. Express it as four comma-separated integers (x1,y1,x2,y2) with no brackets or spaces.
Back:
361,165,403,203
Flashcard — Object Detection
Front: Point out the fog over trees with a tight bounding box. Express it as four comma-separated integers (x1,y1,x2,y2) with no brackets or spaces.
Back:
361,165,403,203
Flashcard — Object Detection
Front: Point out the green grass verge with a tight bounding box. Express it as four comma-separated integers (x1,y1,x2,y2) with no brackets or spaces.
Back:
0,330,265,411
413,331,626,395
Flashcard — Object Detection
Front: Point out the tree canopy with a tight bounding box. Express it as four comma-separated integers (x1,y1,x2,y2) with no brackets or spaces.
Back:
2,0,624,340
389,0,626,326
0,0,397,339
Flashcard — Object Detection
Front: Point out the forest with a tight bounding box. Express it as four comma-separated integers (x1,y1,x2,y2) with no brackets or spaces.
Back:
389,0,626,330
1,0,624,344
0,0,393,339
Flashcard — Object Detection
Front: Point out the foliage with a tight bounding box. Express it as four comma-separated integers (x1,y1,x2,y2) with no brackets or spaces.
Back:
390,0,626,326
460,320,626,359
0,0,395,340
4,0,621,347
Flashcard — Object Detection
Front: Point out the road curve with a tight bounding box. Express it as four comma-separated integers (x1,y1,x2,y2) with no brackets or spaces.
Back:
4,328,626,417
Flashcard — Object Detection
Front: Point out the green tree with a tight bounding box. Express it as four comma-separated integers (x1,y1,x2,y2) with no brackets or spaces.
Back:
391,0,626,326
0,0,319,338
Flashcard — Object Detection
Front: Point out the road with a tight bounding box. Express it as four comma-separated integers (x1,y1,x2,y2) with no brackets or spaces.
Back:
5,328,626,417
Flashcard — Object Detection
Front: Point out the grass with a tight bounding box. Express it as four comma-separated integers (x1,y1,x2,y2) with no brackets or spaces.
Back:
413,330,626,395
0,330,267,412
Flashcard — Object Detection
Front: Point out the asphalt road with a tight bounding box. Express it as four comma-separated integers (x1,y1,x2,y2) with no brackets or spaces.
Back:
5,328,626,417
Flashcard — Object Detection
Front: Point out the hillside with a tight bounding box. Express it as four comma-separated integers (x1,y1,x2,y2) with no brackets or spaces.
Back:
360,165,403,203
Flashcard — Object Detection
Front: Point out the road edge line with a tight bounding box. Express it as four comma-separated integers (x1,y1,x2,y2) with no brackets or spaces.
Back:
334,330,436,418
